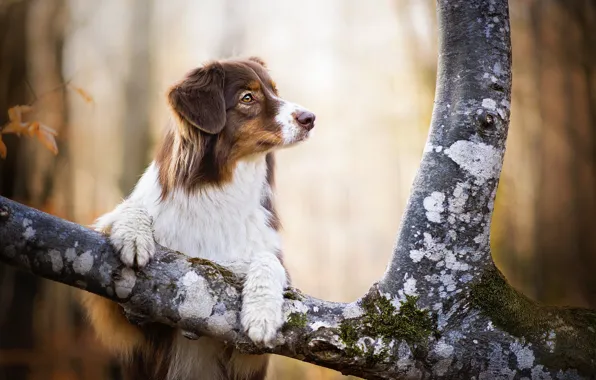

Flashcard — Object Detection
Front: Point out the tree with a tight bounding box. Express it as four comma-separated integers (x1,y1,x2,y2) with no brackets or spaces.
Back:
1,1,595,379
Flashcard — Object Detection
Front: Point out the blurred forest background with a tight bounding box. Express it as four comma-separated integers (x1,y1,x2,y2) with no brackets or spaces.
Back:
0,0,595,379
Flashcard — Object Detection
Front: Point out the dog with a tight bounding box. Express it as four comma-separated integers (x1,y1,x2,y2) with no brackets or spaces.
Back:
79,56,315,380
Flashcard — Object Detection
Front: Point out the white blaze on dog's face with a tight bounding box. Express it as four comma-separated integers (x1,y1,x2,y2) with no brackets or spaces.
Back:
275,99,315,145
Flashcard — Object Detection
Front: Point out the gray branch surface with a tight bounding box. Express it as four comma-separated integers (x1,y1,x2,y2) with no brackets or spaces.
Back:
1,1,596,379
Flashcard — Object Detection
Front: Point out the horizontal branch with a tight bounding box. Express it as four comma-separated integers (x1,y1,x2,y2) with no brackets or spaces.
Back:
2,191,596,379
0,195,434,379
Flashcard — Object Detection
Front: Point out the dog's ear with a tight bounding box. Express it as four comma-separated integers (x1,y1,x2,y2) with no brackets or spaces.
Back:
168,62,226,134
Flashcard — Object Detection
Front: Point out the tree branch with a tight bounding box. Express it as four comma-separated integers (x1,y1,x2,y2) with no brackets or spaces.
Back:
1,0,596,379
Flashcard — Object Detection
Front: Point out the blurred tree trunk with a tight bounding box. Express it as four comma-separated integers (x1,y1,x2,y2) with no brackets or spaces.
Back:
0,0,104,379
0,2,39,380
497,0,596,309
529,0,596,308
119,0,152,195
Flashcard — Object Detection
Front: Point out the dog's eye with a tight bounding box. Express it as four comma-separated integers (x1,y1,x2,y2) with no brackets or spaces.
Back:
240,93,254,103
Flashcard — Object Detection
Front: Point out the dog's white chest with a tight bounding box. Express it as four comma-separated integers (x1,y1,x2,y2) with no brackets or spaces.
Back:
130,159,279,266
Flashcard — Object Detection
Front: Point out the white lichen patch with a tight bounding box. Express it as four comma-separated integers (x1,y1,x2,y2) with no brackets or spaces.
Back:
282,300,309,321
65,248,77,262
474,220,492,248
449,182,470,215
530,365,552,380
342,302,364,319
423,192,445,223
354,337,388,359
114,267,136,298
99,262,112,286
182,271,199,286
445,252,469,271
310,320,337,331
178,271,215,320
497,107,507,120
434,340,455,358
23,226,35,240
208,311,236,336
23,218,32,227
482,98,497,110
493,62,503,76
73,250,94,275
409,232,449,263
510,341,535,370
444,140,502,185
545,331,556,353
402,277,418,297
480,343,517,380
49,250,63,272
409,249,425,263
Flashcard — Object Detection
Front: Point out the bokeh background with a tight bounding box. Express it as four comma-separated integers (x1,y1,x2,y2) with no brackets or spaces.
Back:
0,0,595,379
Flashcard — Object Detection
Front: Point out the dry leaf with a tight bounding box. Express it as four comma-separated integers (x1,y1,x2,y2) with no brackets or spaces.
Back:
1,121,27,135
35,124,59,155
70,85,94,104
7,105,34,123
27,121,40,137
39,123,58,136
2,104,59,157
4,105,36,136
0,135,6,159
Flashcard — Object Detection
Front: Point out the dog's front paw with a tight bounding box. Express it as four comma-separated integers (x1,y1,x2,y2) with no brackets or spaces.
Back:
241,295,284,347
109,208,155,268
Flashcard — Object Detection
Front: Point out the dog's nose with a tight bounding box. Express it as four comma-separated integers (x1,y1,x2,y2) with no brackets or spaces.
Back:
295,111,316,131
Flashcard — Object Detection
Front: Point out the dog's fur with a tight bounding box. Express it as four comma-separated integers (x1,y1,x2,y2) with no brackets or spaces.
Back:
79,57,315,380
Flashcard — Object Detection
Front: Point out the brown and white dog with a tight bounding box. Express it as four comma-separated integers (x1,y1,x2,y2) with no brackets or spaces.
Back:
79,56,315,380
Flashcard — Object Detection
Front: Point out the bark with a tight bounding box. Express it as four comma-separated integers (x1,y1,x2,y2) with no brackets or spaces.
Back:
1,1,596,379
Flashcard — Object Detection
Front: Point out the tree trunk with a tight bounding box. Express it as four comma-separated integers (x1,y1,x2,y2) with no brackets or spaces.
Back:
0,2,39,379
119,0,152,196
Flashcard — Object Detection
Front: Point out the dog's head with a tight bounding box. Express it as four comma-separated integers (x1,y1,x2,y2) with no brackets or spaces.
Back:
158,57,315,194
169,56,314,152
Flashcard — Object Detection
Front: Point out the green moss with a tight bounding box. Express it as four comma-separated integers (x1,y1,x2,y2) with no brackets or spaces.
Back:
470,265,596,376
283,312,307,332
338,293,437,365
469,264,547,339
187,257,241,286
283,288,304,301
339,322,362,356
361,294,436,345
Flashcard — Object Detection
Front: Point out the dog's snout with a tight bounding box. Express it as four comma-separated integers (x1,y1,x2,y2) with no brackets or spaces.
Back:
295,111,316,131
